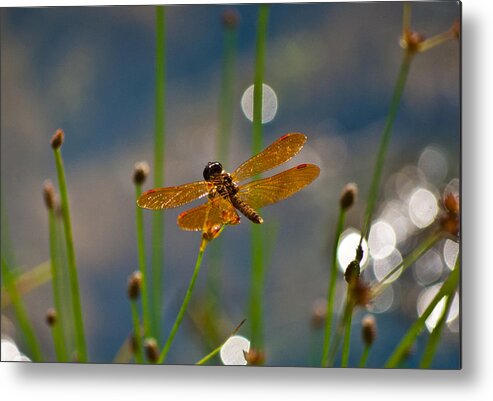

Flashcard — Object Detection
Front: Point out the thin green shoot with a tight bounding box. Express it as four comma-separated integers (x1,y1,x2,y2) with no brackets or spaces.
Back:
53,147,87,362
152,4,166,340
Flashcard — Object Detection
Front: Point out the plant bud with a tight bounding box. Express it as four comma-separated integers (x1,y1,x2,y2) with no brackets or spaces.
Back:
133,161,150,186
361,314,377,346
45,308,57,327
127,271,142,300
222,8,239,29
43,180,57,210
144,338,159,363
339,183,357,210
50,129,64,150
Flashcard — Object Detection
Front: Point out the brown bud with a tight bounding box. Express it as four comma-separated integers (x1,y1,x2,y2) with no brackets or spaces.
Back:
310,298,327,329
344,260,360,284
443,193,459,215
339,183,357,210
50,129,64,150
400,29,425,53
127,271,142,300
222,8,240,29
144,338,159,363
351,278,372,308
43,180,57,210
133,161,149,186
361,314,377,346
45,308,57,327
244,348,265,366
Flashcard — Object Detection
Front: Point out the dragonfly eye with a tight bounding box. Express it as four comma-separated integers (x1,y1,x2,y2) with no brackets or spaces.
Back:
203,161,223,181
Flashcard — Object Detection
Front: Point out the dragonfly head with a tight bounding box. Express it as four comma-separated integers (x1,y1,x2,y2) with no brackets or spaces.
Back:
203,161,223,181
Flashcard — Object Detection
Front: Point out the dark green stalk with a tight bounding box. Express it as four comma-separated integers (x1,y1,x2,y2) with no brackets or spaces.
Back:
158,237,209,364
1,257,43,361
152,5,166,340
321,208,346,366
359,345,371,368
48,208,68,361
130,300,144,363
385,259,460,368
419,257,460,368
359,51,414,246
53,148,87,362
248,2,269,352
135,184,151,339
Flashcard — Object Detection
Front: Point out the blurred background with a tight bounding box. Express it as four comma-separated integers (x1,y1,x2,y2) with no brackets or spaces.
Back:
1,2,460,367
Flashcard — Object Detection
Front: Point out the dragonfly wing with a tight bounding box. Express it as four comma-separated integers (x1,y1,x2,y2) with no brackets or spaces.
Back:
237,164,320,209
137,181,210,210
231,133,307,182
177,196,240,231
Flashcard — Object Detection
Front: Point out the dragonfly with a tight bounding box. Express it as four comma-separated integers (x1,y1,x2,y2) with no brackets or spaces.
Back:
137,133,320,234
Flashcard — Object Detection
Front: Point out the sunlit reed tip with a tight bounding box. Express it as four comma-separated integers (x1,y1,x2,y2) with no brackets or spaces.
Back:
45,308,57,327
222,8,240,29
133,161,150,186
244,348,265,366
339,183,358,211
43,180,57,210
361,314,377,346
144,338,159,363
310,298,327,329
50,128,65,150
127,271,142,300
451,19,460,39
400,29,425,53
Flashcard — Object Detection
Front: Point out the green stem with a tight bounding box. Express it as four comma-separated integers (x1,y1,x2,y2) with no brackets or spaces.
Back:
372,230,443,297
48,208,68,361
248,2,269,353
135,184,151,339
419,257,460,368
158,237,209,363
54,148,87,362
359,344,371,368
327,288,351,367
340,289,355,367
321,208,346,366
152,4,166,340
130,300,144,363
385,259,460,368
359,51,414,246
1,257,43,361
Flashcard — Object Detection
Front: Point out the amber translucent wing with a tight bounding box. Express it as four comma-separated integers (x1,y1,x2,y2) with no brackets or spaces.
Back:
137,181,210,210
237,164,320,209
231,133,307,182
177,196,240,231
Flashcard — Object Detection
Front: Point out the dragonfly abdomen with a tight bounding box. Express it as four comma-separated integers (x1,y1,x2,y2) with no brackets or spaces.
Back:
230,194,263,224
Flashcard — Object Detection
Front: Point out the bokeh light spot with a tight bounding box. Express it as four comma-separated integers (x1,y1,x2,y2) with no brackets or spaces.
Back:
417,285,459,332
414,249,443,285
241,83,278,123
220,335,250,365
373,249,403,284
418,146,448,183
368,284,394,313
408,188,438,228
443,239,459,270
368,220,396,260
337,229,368,272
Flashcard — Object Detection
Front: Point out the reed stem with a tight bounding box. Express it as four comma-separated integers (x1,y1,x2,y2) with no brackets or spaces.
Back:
385,259,460,368
135,184,151,339
158,237,209,363
48,208,68,361
1,256,43,361
53,148,87,362
359,344,371,368
130,300,144,363
321,208,346,366
248,2,269,353
152,4,166,340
